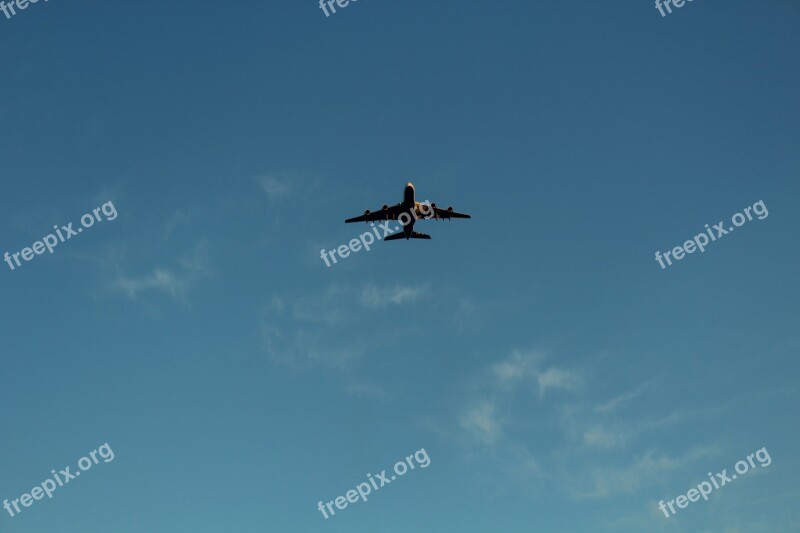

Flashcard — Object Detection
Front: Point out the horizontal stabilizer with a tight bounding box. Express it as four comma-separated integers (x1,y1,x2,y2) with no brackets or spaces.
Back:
384,231,431,241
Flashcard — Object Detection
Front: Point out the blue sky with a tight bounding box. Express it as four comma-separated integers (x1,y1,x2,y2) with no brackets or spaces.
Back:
1,1,799,531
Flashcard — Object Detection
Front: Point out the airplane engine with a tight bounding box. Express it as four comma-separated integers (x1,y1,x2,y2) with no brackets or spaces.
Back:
382,204,389,210
364,209,371,215
447,206,454,212
430,202,436,208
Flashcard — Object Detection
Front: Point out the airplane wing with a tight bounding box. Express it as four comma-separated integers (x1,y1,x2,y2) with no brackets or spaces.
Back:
345,203,404,223
431,205,471,220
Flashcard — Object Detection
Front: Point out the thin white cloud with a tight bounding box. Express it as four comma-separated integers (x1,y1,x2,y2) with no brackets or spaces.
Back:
491,350,580,398
360,284,423,308
261,322,362,370
163,210,191,241
291,285,350,325
453,350,580,458
257,175,291,201
459,401,504,446
594,381,652,414
114,268,185,299
345,382,390,400
112,241,210,300
262,282,413,371
582,425,629,449
559,396,683,451
573,446,718,499
536,367,581,398
442,348,727,506
492,351,540,384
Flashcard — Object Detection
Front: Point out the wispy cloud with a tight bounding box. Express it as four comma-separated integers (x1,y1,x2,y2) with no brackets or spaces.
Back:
571,446,718,499
582,425,629,449
360,284,423,308
162,210,191,242
290,286,351,325
114,268,186,299
559,394,683,451
492,350,581,398
459,401,505,446
435,347,728,506
536,367,581,398
594,381,651,414
262,282,419,371
111,240,211,301
345,382,390,400
257,175,291,201
450,350,581,457
261,322,363,370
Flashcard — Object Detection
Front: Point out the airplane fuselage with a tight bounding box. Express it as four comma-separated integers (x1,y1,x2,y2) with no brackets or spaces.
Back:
403,182,415,207
401,182,418,238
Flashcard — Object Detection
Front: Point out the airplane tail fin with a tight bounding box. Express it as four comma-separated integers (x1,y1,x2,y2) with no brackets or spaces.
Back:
384,231,431,241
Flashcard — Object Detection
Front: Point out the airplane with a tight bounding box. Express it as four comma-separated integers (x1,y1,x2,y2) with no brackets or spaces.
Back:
345,182,470,240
